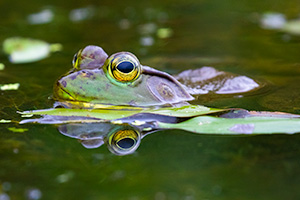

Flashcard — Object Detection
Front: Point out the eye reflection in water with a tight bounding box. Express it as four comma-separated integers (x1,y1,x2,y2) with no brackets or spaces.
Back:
107,128,141,155
57,123,155,155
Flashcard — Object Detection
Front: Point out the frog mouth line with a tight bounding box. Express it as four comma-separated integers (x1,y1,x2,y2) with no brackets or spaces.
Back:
55,83,75,100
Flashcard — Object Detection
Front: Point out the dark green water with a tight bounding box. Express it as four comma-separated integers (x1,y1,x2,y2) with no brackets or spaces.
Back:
1,0,300,199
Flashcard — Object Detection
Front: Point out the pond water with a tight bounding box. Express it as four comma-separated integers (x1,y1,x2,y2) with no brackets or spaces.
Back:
1,0,300,199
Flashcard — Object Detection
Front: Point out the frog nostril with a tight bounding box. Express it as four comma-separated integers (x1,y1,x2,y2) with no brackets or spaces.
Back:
60,80,67,87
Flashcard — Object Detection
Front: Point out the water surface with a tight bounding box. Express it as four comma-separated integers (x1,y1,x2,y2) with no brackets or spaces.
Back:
1,0,300,199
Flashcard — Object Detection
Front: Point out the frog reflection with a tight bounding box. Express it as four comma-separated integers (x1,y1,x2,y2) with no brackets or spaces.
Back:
58,122,155,155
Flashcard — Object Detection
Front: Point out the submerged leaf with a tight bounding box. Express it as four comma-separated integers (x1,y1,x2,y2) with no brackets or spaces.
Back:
3,37,62,63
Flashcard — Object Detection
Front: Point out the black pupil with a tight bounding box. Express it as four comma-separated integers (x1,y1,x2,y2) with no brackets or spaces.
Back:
117,61,134,73
73,53,78,63
117,138,135,149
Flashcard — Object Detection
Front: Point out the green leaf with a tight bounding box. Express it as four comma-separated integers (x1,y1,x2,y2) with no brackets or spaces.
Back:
0,119,11,123
0,63,5,70
157,28,173,39
19,105,225,122
157,116,300,135
3,37,62,63
147,105,223,117
8,127,28,133
0,83,20,91
19,105,300,134
281,20,300,35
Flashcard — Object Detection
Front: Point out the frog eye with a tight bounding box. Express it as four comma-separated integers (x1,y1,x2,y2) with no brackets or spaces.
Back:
105,52,141,83
72,49,83,70
107,128,141,155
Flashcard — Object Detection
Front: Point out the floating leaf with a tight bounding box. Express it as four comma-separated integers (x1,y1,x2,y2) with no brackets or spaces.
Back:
0,83,20,91
18,104,300,135
157,115,300,135
20,114,33,118
260,12,286,30
0,119,11,123
157,28,173,39
8,127,28,133
150,105,224,117
3,37,62,63
19,105,225,124
0,63,5,70
27,9,54,25
69,6,95,22
281,20,300,35
260,13,300,36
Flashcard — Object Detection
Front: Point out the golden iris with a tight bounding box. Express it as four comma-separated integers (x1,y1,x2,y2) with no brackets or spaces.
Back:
108,128,140,154
105,52,141,83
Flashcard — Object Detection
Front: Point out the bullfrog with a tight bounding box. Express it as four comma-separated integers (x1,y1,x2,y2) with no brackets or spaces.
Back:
54,45,260,107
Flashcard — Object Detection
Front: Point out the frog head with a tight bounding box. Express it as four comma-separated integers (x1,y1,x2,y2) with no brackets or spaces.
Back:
53,45,193,107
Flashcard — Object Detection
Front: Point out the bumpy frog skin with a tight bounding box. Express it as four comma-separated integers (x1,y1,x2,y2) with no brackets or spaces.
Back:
54,45,194,107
